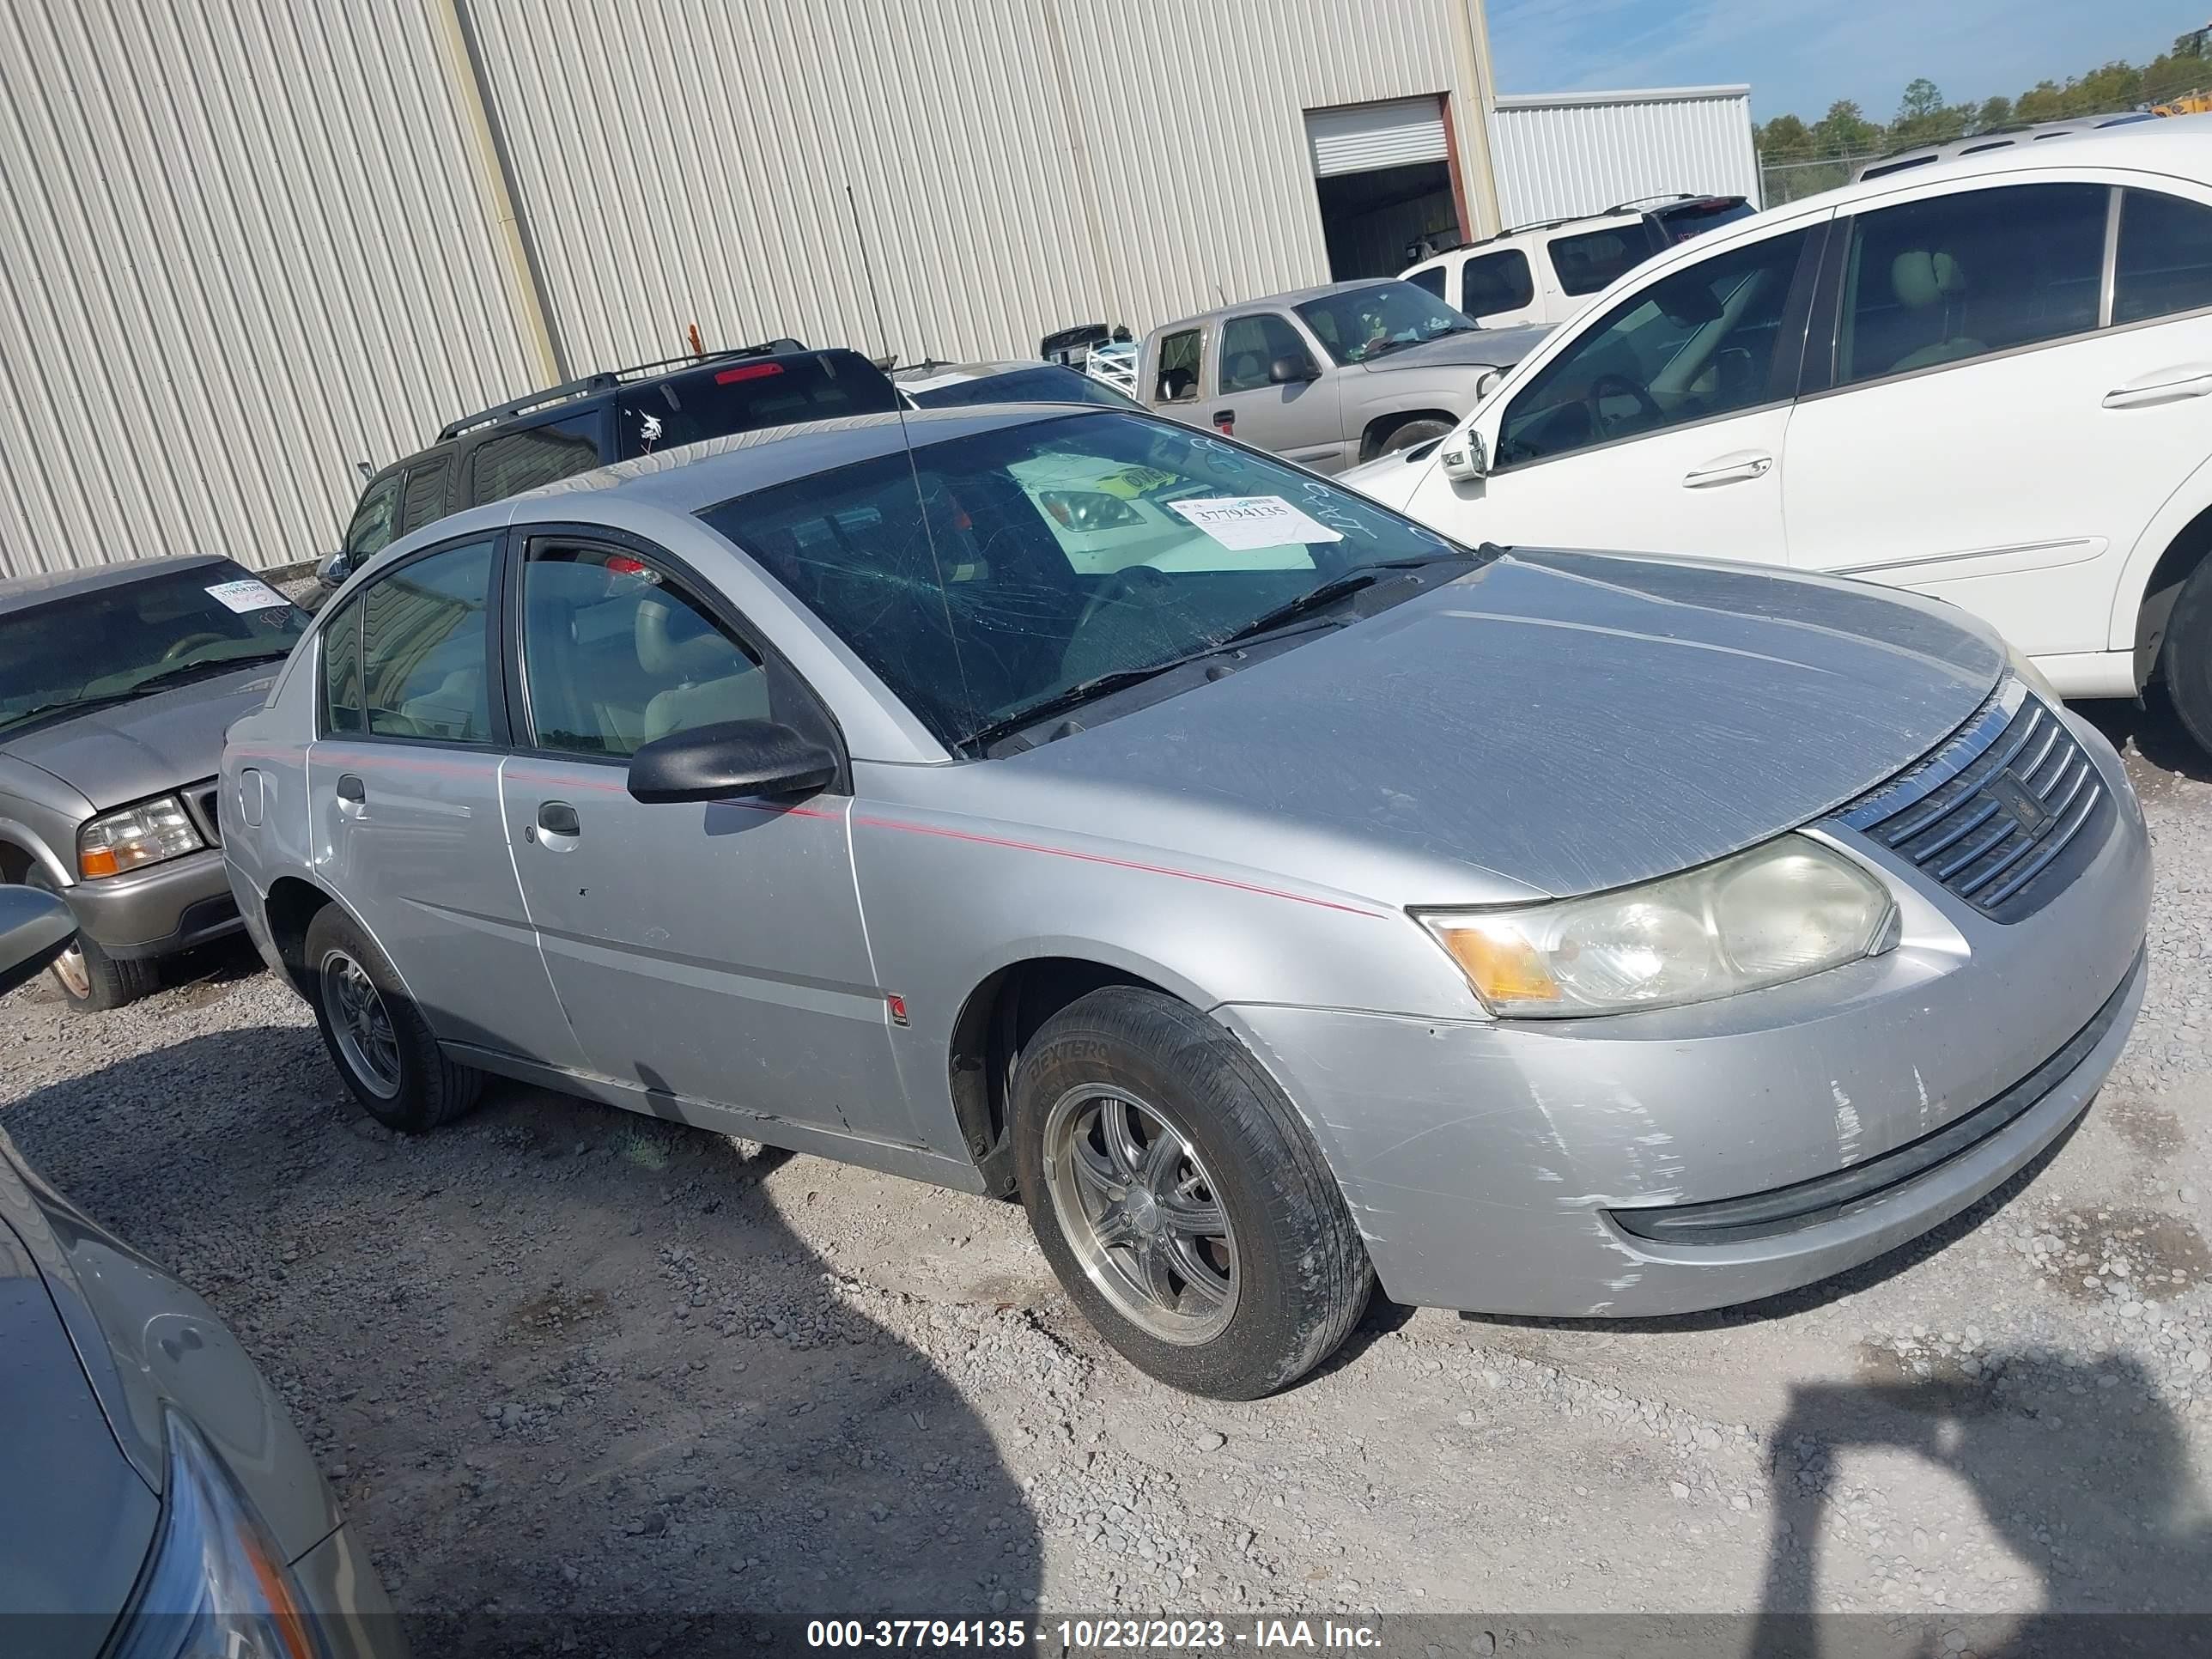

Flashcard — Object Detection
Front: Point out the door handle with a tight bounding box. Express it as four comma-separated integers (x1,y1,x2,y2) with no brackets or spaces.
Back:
333,773,366,805
1212,409,1235,434
2102,371,2212,410
1682,453,1774,489
536,800,580,836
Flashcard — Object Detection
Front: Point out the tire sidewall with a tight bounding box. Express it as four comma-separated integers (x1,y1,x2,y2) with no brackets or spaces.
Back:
1013,994,1366,1398
304,908,435,1129
2165,562,2212,757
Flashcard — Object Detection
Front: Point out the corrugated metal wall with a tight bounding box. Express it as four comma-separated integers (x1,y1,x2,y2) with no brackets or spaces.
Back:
0,0,539,576
0,0,1497,575
1491,87,1759,227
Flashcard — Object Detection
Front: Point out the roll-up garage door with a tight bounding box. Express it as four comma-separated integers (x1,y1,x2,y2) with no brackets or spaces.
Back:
1305,97,1449,179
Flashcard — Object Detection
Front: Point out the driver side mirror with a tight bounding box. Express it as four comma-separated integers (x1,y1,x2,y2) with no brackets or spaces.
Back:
1438,431,1488,483
316,550,353,591
628,719,839,804
0,886,76,999
1268,355,1319,386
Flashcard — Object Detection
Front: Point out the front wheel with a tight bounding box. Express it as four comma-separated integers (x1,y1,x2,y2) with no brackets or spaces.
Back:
2162,556,2212,758
1013,988,1371,1398
24,871,154,1012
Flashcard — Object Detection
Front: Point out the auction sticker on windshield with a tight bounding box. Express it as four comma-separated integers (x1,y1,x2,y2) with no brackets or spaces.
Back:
1168,495,1345,550
204,578,290,614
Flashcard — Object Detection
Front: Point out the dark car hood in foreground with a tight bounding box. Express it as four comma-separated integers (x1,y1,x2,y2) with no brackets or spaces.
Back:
0,1209,157,1652
1017,550,2006,899
1363,323,1551,374
1,662,279,811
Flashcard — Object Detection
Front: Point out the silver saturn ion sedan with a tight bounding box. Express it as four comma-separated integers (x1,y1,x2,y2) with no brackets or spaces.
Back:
220,405,2150,1399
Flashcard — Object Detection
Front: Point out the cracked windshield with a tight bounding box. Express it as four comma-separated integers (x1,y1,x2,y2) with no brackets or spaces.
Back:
700,411,1464,749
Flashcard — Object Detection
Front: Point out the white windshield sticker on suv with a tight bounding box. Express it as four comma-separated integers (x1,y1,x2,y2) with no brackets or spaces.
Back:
1166,496,1346,550
204,578,290,614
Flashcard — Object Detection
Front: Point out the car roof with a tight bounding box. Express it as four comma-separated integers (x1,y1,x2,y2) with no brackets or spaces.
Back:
1856,112,2164,177
1157,278,1432,332
500,404,1112,518
0,554,236,616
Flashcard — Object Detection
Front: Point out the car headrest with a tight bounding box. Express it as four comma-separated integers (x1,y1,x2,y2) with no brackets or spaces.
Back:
634,596,731,680
1891,250,1966,308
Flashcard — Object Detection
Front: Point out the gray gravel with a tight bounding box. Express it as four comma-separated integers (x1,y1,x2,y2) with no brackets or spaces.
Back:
2,698,2208,1650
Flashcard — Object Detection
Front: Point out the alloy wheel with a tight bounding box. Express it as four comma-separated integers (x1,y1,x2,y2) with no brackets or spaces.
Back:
319,949,401,1099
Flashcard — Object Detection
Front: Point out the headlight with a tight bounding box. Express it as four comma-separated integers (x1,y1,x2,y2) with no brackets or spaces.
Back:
1419,835,1895,1018
78,796,203,878
1037,489,1144,532
2006,643,2061,708
109,1411,327,1659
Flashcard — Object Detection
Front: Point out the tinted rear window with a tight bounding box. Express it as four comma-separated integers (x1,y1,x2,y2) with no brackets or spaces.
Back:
1650,198,1755,244
1547,227,1648,296
617,352,900,458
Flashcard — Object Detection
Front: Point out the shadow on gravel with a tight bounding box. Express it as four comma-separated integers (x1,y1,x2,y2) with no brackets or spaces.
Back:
1462,1111,2087,1340
3,1026,1042,1656
2077,690,2212,787
1749,1353,2211,1657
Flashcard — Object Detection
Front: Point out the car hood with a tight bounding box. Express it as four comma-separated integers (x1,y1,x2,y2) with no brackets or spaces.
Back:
0,663,279,811
1360,323,1551,374
0,1130,339,1569
0,1208,157,1650
1008,549,2006,900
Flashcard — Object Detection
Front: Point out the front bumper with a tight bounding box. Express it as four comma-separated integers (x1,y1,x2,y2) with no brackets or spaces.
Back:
1219,708,2152,1317
291,1522,410,1659
62,848,240,957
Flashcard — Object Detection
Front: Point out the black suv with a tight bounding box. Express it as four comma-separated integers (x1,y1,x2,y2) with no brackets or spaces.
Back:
322,342,901,588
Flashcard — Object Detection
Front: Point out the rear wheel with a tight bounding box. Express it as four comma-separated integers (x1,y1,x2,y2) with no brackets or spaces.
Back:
24,870,153,1012
1013,987,1371,1398
304,906,481,1132
2162,556,2212,758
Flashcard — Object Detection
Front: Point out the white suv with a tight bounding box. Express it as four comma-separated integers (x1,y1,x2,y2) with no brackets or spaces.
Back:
1350,118,2212,753
1400,196,1754,329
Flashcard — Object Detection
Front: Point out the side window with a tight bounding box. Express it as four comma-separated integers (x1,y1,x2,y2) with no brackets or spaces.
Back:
359,540,496,744
1837,183,2109,386
343,473,403,558
1404,265,1447,301
518,546,767,758
1498,228,1810,469
1462,250,1535,319
319,597,364,736
1547,227,1646,297
465,413,605,506
2115,188,2212,326
398,455,453,533
1153,329,1203,403
1217,313,1313,392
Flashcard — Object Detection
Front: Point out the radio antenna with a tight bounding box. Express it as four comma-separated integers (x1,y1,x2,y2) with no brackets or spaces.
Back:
845,184,895,366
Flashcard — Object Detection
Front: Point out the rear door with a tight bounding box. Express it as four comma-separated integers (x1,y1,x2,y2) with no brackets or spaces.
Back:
1782,174,2194,661
1145,325,1210,430
1211,310,1343,469
308,534,581,1067
1457,247,1541,329
497,532,903,1137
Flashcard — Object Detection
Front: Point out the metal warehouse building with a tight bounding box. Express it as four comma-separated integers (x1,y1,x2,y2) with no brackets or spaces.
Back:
0,0,1516,577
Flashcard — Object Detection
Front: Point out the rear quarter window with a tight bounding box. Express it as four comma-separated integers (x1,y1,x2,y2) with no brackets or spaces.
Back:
465,413,605,505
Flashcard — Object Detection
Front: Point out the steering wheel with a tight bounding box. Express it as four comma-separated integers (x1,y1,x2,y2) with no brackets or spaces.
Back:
1583,373,1662,437
162,631,229,661
1076,563,1176,630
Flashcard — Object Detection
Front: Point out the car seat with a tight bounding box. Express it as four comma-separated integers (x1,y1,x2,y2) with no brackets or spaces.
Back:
635,595,768,745
1887,251,1984,373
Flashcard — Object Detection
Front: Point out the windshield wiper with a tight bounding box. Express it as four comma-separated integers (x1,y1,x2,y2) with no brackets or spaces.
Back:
1218,554,1469,647
121,648,294,696
0,691,141,736
964,661,1200,753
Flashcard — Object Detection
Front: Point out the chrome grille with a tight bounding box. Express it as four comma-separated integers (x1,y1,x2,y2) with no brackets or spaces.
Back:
1835,685,2108,923
182,779,222,847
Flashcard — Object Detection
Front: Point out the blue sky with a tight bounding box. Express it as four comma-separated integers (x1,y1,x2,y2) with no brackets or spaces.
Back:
1486,0,2207,124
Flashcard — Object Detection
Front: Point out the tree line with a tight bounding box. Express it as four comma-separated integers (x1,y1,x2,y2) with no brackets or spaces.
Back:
1753,27,2212,200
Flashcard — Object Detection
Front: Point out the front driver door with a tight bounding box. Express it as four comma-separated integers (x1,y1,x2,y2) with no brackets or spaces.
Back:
498,533,903,1139
1211,311,1343,470
309,535,580,1067
1405,218,1827,562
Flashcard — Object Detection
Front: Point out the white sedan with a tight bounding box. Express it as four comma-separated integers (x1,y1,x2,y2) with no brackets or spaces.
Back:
1344,116,2212,754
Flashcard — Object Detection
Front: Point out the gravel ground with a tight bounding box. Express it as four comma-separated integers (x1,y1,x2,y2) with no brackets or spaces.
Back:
3,700,2208,1656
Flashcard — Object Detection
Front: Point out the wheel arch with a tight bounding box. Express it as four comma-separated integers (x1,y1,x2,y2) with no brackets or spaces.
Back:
2112,466,2212,680
945,949,1204,1196
0,824,70,887
259,874,418,1010
1358,407,1458,462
